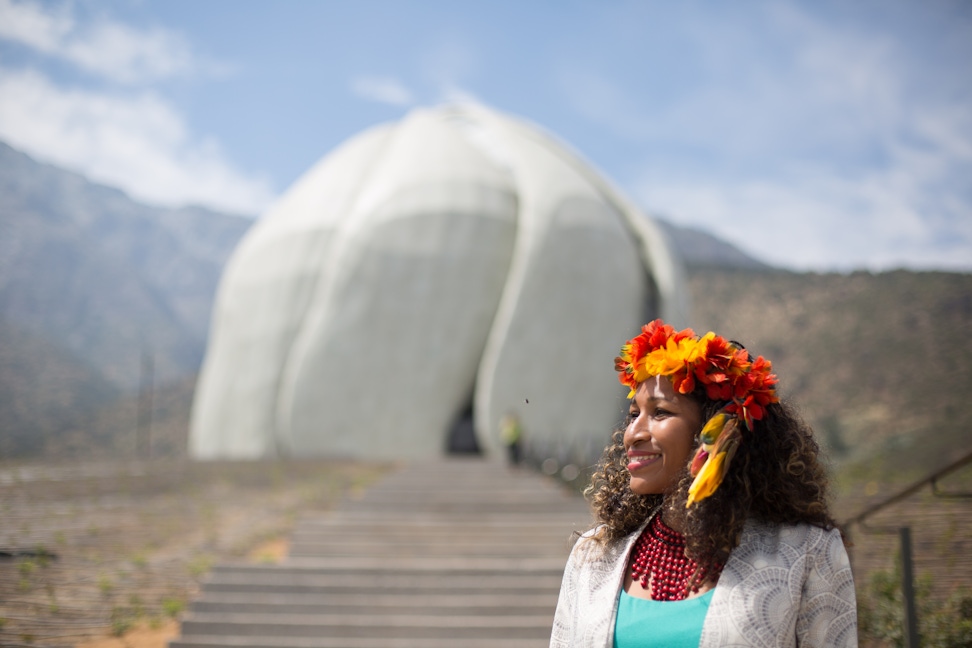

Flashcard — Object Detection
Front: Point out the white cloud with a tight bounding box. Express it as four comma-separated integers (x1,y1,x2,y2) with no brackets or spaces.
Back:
351,76,414,106
0,1,263,214
61,20,194,84
0,67,275,215
0,0,70,51
0,0,201,84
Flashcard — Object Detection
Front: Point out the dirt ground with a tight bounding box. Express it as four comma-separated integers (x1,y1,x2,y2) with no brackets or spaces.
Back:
72,538,289,648
0,459,383,648
75,620,179,648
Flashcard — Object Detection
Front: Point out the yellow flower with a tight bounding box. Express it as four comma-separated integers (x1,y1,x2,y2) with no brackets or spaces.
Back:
629,357,649,385
644,333,714,377
686,332,715,363
644,346,679,376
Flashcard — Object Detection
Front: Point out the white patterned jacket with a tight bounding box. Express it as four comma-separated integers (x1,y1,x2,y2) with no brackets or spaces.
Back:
549,516,858,647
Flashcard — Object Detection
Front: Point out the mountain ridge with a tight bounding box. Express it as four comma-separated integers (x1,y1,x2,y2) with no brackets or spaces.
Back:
0,141,252,390
0,142,251,456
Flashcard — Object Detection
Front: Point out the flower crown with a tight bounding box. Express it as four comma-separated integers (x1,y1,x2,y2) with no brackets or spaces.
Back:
614,319,780,506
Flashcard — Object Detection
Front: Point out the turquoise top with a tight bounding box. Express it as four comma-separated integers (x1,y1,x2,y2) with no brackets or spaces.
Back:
613,588,714,648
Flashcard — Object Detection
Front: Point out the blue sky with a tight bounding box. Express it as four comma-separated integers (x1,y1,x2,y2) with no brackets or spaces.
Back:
0,0,970,271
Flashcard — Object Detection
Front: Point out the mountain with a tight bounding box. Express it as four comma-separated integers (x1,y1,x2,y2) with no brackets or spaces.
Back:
0,142,251,458
0,142,252,391
656,218,770,270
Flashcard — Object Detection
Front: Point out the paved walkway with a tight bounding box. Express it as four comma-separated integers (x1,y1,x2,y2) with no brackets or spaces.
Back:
169,458,591,648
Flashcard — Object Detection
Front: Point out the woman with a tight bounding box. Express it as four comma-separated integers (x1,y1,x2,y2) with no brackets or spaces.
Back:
550,320,857,647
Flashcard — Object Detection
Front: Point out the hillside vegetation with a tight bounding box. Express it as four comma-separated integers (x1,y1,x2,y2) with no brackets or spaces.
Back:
686,267,972,487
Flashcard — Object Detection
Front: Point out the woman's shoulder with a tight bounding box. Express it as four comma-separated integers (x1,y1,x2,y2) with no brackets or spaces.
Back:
568,523,641,565
734,520,847,568
743,519,842,546
569,525,611,558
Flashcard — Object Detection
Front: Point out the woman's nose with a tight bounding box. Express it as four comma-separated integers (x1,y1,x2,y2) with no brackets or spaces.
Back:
624,416,649,445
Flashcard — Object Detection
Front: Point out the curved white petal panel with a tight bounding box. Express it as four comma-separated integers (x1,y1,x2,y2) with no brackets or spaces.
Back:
191,125,394,458
467,107,652,457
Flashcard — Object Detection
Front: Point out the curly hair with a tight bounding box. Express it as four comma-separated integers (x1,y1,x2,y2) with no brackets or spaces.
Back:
585,387,837,576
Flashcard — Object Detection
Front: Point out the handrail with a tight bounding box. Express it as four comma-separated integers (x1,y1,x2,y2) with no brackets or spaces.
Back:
842,447,972,528
840,446,972,648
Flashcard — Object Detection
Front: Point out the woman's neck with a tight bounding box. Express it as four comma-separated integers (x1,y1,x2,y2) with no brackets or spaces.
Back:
659,497,689,535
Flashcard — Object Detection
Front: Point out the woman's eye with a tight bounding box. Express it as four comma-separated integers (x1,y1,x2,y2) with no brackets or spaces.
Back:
625,411,639,423
653,408,672,418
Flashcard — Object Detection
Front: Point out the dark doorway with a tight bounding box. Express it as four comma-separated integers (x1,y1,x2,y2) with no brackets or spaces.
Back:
445,403,480,454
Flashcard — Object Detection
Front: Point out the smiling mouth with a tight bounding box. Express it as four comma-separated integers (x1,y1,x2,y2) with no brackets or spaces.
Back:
627,454,660,471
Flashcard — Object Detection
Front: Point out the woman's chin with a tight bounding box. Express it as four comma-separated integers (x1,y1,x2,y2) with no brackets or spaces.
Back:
628,476,661,496
629,473,685,498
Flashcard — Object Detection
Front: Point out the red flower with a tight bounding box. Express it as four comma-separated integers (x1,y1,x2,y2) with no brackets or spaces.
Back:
642,319,677,349
672,369,694,394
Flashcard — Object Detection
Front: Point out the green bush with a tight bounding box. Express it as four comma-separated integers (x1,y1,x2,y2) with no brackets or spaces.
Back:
860,563,972,647
161,597,185,618
109,607,136,637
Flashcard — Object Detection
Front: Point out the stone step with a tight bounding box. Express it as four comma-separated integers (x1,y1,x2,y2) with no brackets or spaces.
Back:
189,591,556,616
171,636,549,648
322,503,579,515
291,526,573,535
201,579,560,597
276,556,570,571
288,534,572,546
286,542,566,557
292,519,580,531
208,562,564,576
179,612,552,638
292,515,585,529
294,516,582,528
357,486,563,508
200,571,563,592
291,524,577,535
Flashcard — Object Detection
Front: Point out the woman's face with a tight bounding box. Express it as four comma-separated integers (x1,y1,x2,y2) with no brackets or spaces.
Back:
623,375,703,495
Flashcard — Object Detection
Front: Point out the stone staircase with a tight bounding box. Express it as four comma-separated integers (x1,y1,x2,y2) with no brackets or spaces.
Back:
169,458,592,648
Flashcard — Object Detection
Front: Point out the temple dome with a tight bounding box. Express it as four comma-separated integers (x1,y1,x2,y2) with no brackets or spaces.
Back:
190,103,687,460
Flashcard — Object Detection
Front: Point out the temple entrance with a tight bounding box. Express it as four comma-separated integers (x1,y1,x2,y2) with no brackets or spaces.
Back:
445,403,480,454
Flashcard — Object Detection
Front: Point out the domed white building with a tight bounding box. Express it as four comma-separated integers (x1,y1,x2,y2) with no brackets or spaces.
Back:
190,103,687,461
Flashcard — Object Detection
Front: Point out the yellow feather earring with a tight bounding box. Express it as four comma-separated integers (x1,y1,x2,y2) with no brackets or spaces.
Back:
687,414,741,506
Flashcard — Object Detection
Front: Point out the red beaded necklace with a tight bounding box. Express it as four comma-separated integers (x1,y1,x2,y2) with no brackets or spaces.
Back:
629,513,716,601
